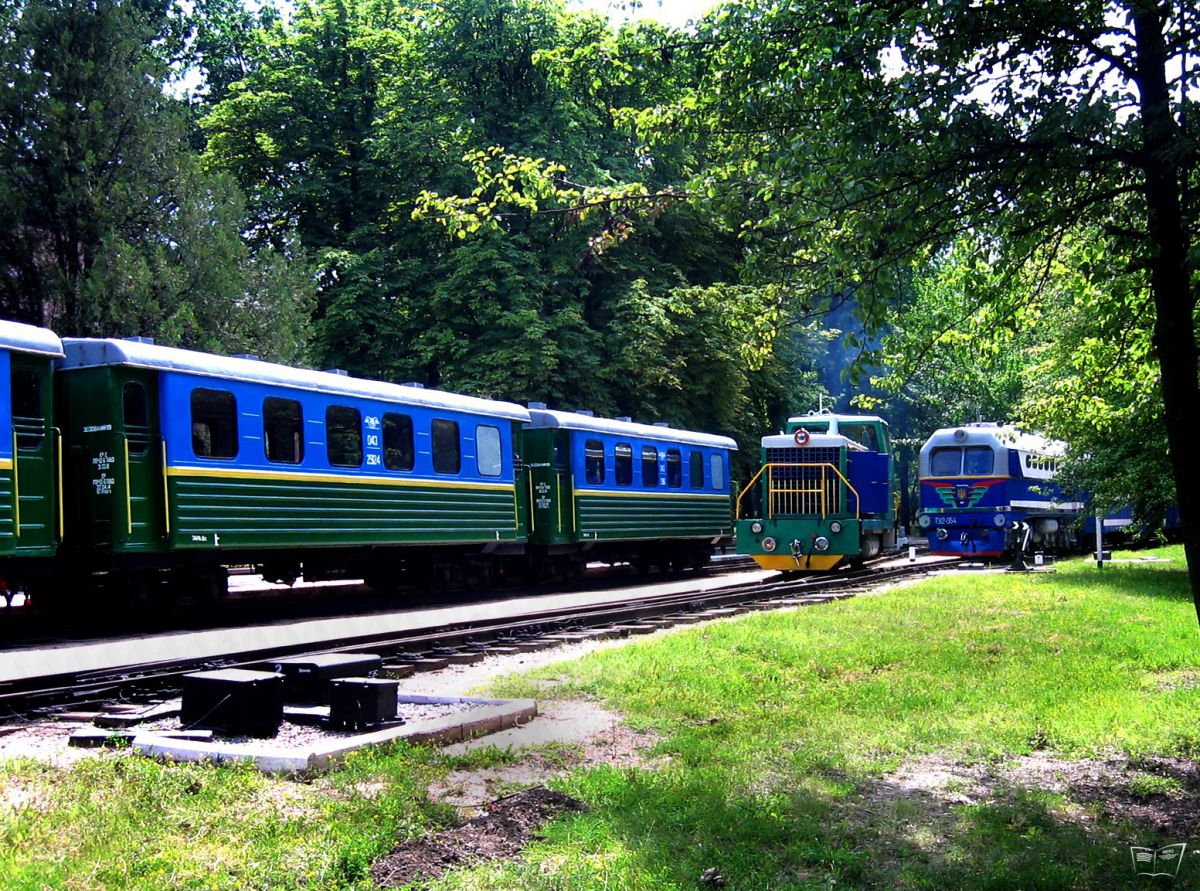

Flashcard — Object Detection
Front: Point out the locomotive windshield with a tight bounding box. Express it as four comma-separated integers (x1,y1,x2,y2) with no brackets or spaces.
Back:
930,445,995,476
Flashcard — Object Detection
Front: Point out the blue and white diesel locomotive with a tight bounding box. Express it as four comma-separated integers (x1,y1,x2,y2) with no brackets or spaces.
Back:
915,423,1080,557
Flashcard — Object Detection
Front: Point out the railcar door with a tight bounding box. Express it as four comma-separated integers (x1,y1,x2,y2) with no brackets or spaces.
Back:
116,372,165,551
8,355,58,555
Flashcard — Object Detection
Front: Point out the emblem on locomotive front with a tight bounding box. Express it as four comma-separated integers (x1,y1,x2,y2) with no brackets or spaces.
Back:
930,480,994,508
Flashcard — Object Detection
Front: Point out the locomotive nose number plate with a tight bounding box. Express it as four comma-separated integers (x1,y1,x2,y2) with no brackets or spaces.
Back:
932,516,957,525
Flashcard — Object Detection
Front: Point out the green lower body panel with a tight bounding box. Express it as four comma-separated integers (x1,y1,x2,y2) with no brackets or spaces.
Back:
573,492,732,541
167,474,523,551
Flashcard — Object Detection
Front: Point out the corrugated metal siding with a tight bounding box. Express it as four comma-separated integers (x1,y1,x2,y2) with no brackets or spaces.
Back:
574,493,731,540
169,475,521,547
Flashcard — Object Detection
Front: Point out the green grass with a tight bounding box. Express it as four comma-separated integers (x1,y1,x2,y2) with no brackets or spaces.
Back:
455,546,1200,890
2,547,1198,889
0,744,448,890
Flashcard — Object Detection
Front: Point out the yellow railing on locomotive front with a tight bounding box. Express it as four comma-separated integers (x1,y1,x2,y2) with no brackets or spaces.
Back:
735,463,861,520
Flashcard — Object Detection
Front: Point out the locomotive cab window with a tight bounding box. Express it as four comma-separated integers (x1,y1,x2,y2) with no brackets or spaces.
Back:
711,454,725,490
383,413,414,471
666,448,682,488
963,446,994,475
841,423,878,451
584,439,604,484
327,406,363,467
476,424,503,477
641,446,658,487
614,443,633,485
432,419,461,474
11,368,45,450
690,452,704,489
123,382,150,455
264,397,304,464
191,388,238,459
930,447,961,476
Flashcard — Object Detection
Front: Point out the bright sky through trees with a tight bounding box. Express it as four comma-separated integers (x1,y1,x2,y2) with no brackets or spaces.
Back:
573,0,717,27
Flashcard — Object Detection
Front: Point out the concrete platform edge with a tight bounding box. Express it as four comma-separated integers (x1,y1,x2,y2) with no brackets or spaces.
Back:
131,695,537,776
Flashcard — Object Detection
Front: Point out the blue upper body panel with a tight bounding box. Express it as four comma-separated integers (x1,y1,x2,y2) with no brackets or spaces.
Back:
1,320,64,464
567,429,731,495
159,371,518,486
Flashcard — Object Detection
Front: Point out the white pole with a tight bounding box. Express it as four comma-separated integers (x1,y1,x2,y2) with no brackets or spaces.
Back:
1095,510,1103,566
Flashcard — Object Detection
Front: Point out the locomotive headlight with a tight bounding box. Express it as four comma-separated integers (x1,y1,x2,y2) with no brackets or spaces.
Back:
813,536,830,551
917,514,932,529
750,521,764,535
829,521,843,534
936,528,949,541
993,512,1007,527
762,536,777,552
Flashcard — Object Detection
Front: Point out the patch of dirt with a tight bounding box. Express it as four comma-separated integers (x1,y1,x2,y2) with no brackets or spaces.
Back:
429,699,660,809
856,752,1200,847
370,786,586,888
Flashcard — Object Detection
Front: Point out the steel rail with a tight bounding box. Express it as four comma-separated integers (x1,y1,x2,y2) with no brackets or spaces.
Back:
0,556,956,713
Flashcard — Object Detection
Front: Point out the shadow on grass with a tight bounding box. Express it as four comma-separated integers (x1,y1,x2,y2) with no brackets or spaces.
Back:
539,762,1186,890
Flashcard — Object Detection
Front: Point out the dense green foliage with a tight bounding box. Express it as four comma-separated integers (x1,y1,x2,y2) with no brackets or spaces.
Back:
1,0,1196,564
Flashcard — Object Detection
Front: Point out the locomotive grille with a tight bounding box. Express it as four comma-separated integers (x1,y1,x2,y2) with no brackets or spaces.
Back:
763,447,842,516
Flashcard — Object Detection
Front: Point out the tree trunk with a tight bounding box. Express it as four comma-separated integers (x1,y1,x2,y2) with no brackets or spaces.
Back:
1132,3,1200,625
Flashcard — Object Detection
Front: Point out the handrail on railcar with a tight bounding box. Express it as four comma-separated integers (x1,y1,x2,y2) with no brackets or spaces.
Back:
735,462,861,520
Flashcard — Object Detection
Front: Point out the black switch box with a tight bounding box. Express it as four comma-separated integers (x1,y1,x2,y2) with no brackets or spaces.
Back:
181,669,283,737
328,677,399,730
268,653,383,703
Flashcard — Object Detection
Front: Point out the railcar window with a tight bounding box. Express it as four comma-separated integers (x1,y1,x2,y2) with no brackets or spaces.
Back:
666,448,682,488
383,413,414,471
584,439,604,484
476,425,503,477
264,397,304,464
690,452,704,488
613,443,633,485
432,419,461,474
123,382,150,456
326,405,363,467
711,454,725,490
191,388,237,459
930,447,961,476
963,446,994,475
11,368,45,450
642,446,659,487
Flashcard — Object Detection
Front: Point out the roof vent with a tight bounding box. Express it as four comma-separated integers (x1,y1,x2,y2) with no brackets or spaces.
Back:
527,401,547,410
616,416,632,423
123,336,155,345
576,410,594,417
654,421,670,427
324,368,348,376
401,381,425,389
233,353,261,361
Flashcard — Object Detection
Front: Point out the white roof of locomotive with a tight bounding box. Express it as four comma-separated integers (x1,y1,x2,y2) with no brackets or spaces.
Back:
920,422,1065,457
525,408,737,450
761,432,865,451
59,338,531,422
0,319,64,358
787,412,888,429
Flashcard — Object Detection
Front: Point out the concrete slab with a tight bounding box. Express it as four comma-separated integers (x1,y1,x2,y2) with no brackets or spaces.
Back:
132,693,537,776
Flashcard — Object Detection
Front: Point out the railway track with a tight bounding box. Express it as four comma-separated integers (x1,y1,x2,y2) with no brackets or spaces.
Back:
0,555,956,717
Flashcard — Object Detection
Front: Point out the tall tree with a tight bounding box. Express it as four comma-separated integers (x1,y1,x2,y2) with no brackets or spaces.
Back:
0,0,311,358
638,0,1200,618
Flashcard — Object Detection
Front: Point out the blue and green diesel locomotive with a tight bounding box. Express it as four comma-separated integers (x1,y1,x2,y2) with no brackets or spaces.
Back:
736,411,899,571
